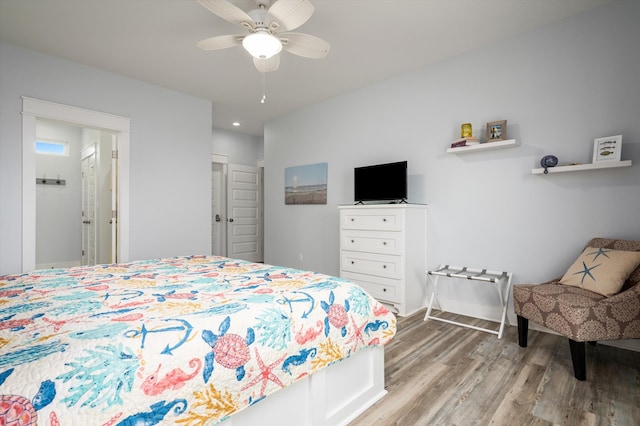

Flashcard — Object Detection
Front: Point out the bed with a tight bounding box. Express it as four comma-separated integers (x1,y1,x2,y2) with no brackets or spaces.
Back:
0,255,396,425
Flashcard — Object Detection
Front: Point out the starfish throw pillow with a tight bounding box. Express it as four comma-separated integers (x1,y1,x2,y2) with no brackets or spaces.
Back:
559,246,640,296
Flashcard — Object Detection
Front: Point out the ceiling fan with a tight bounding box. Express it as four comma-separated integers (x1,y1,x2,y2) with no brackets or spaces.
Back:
197,0,330,72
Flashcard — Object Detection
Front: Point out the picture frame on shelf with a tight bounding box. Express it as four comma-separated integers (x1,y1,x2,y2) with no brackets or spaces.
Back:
593,135,622,163
486,120,507,142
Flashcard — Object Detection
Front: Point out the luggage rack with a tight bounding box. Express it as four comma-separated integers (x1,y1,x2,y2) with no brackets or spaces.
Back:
424,265,513,338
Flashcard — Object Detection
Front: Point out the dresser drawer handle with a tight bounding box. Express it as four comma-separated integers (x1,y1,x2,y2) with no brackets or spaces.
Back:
351,261,355,264
382,241,387,245
383,265,387,269
383,288,387,292
351,218,355,222
351,239,355,243
383,218,387,222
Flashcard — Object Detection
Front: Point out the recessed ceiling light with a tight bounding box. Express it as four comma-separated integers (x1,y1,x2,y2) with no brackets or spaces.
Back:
232,121,240,127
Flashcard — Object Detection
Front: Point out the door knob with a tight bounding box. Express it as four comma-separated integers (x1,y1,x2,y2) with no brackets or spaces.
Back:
83,220,91,224
215,214,221,222
229,218,234,223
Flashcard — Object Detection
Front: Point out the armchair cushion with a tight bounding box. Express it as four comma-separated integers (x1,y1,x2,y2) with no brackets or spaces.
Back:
559,247,640,296
513,281,640,341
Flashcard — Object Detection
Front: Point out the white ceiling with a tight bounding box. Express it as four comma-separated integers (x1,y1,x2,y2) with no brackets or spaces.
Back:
0,0,612,136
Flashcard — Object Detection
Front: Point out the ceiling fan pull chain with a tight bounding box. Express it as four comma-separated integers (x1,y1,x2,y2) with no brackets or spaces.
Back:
261,72,267,104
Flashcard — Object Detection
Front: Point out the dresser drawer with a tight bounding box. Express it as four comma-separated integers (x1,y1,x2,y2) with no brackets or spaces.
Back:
341,230,402,255
341,251,402,279
340,208,403,231
341,271,400,303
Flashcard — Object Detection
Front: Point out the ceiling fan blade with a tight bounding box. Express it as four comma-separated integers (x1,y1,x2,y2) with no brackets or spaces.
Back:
280,32,329,59
197,34,243,51
254,55,280,73
197,0,254,27
266,0,314,32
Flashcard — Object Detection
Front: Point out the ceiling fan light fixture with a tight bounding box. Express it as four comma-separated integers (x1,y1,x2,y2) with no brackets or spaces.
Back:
242,31,282,59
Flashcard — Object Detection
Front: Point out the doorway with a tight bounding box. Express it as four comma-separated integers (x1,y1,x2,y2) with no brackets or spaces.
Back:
22,97,130,272
34,120,115,269
211,159,227,257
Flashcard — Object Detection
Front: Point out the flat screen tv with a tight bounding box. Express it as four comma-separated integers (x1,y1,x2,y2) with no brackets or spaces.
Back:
354,161,407,203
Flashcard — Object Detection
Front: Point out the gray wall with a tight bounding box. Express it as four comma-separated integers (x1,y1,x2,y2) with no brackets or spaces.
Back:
0,41,212,274
264,1,640,322
212,127,263,165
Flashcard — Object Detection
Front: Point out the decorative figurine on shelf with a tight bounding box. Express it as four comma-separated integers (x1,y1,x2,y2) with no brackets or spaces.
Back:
461,123,472,138
540,155,559,174
451,123,478,148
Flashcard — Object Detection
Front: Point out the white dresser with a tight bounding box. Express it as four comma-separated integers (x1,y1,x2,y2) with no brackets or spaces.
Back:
339,204,427,316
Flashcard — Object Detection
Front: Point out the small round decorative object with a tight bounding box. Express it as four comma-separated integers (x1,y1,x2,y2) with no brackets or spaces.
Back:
540,155,559,174
461,123,472,138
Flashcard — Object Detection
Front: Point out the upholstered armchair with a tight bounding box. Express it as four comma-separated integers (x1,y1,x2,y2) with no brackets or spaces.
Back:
513,238,640,380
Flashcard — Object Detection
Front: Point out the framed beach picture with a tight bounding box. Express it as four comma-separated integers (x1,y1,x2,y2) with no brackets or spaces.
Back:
285,162,328,205
593,135,622,163
486,120,507,142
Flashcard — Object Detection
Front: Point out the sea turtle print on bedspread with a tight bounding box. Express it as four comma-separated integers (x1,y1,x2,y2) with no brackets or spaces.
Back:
0,256,396,425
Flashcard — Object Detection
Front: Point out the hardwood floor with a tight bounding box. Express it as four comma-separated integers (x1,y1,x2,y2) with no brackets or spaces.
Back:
351,310,640,425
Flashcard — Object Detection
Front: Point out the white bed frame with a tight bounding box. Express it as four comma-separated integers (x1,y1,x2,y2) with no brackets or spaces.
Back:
220,346,386,425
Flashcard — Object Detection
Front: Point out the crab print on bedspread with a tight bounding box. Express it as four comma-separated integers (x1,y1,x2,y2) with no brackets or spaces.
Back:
0,256,396,425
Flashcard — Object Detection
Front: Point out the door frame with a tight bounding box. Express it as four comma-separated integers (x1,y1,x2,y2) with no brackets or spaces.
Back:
211,153,228,257
22,97,131,272
257,159,264,261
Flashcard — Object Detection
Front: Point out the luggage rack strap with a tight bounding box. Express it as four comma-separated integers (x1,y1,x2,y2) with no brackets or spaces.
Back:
428,265,508,283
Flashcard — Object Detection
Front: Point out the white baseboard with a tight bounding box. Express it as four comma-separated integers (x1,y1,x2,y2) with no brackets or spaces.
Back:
36,260,81,270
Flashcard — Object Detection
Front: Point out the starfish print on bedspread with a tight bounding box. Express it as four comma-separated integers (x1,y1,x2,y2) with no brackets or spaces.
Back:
241,348,286,398
343,314,367,352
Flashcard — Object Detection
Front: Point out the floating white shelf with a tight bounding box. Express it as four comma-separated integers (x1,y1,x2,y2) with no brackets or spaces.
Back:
531,160,632,175
447,138,519,154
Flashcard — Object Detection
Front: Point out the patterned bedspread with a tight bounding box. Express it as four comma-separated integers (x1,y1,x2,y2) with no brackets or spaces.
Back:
0,256,396,425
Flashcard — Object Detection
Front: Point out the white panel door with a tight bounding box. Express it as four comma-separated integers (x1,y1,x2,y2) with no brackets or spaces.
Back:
81,145,97,266
227,164,262,262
